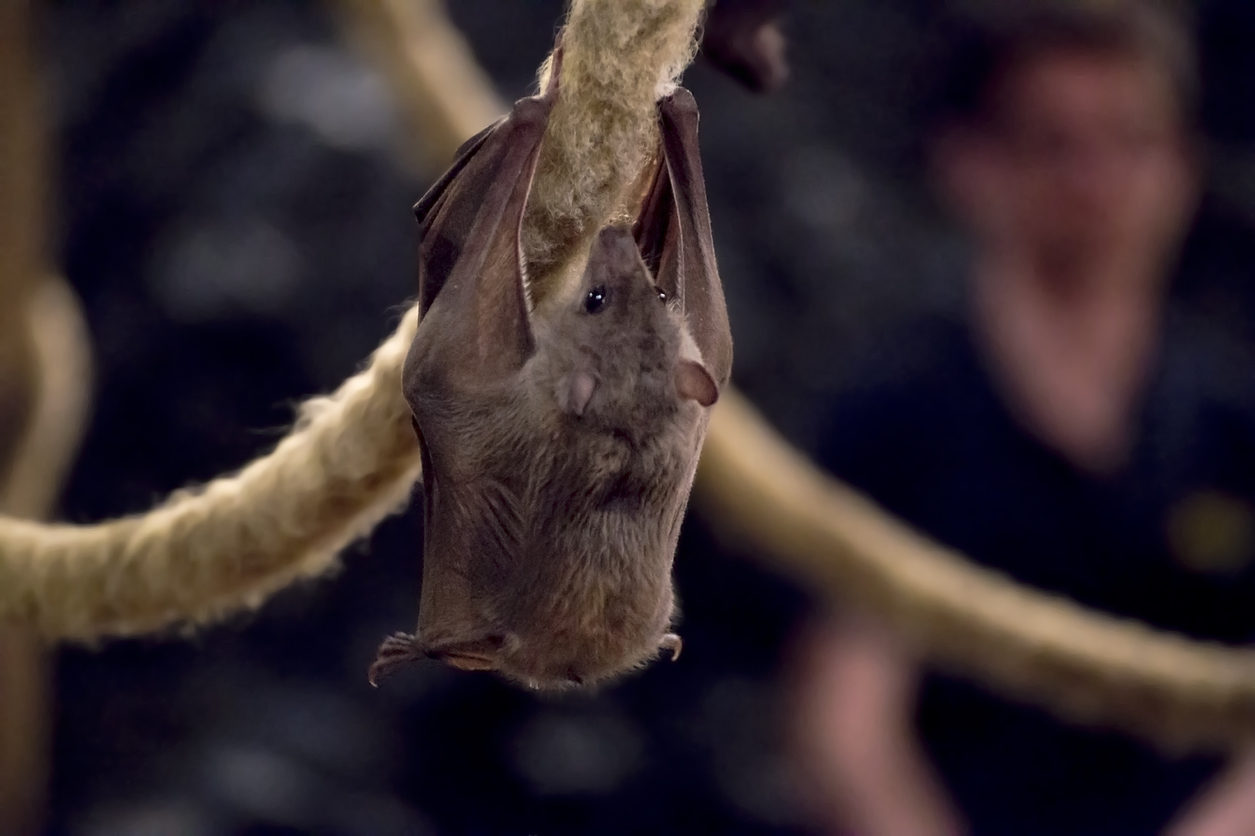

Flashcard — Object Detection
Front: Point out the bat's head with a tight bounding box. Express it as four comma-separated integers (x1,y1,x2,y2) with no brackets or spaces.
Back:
580,225,669,324
543,225,717,423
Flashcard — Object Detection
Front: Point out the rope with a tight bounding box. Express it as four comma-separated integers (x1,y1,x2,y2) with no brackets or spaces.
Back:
696,391,1255,750
3,0,1254,752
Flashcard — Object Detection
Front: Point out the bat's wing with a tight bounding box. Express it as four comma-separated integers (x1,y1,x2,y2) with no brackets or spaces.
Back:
412,121,500,315
407,75,557,390
634,87,734,388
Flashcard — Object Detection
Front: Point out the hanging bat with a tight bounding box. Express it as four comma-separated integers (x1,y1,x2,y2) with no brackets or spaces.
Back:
701,0,790,93
369,66,732,691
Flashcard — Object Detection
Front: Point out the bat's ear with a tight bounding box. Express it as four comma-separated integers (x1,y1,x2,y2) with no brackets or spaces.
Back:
676,359,718,407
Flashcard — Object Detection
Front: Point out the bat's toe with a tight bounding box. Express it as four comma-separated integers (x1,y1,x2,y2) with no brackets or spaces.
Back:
368,632,422,686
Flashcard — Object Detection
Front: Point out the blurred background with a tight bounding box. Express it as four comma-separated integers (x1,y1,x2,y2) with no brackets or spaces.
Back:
4,0,1255,834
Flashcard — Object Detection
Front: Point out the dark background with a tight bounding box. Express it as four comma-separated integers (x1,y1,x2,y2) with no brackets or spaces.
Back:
35,1,1255,833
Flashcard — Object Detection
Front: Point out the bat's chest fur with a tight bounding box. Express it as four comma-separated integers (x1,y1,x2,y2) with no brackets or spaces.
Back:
463,407,696,688
501,521,677,688
409,372,703,690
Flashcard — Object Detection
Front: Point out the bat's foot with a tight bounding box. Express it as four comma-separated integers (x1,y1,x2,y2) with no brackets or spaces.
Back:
434,649,499,672
660,633,682,661
368,632,423,687
426,632,512,673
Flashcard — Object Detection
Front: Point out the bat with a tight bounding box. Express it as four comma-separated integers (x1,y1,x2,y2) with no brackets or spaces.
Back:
369,65,733,691
701,0,790,93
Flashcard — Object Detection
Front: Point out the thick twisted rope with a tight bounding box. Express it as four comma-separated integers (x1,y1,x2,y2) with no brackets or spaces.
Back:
0,307,421,641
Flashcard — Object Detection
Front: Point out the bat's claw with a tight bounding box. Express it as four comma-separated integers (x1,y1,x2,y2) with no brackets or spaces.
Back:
660,633,682,661
368,631,422,687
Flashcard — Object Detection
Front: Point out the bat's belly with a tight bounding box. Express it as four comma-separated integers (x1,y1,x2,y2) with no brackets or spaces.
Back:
499,544,677,688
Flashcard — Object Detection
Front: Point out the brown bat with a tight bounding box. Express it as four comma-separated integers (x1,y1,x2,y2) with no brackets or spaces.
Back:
369,69,732,691
701,0,790,93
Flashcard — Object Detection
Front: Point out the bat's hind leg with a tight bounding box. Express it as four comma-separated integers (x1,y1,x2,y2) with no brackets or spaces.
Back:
426,632,509,672
369,630,515,685
426,632,514,673
660,633,682,661
368,631,425,686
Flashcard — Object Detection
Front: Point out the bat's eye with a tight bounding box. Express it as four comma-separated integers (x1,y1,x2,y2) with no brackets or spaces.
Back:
584,286,608,314
657,288,668,303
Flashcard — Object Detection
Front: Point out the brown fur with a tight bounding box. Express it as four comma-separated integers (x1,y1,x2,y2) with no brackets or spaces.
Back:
376,229,714,689
371,78,731,690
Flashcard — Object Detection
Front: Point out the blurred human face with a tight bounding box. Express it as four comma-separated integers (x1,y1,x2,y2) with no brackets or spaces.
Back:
945,49,1196,278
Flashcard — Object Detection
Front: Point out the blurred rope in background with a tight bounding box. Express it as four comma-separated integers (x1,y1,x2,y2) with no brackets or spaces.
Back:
0,2,92,833
332,0,504,172
1,0,1254,777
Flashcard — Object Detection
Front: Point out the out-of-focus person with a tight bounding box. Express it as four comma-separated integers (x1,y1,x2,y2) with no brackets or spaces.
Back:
789,3,1255,834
